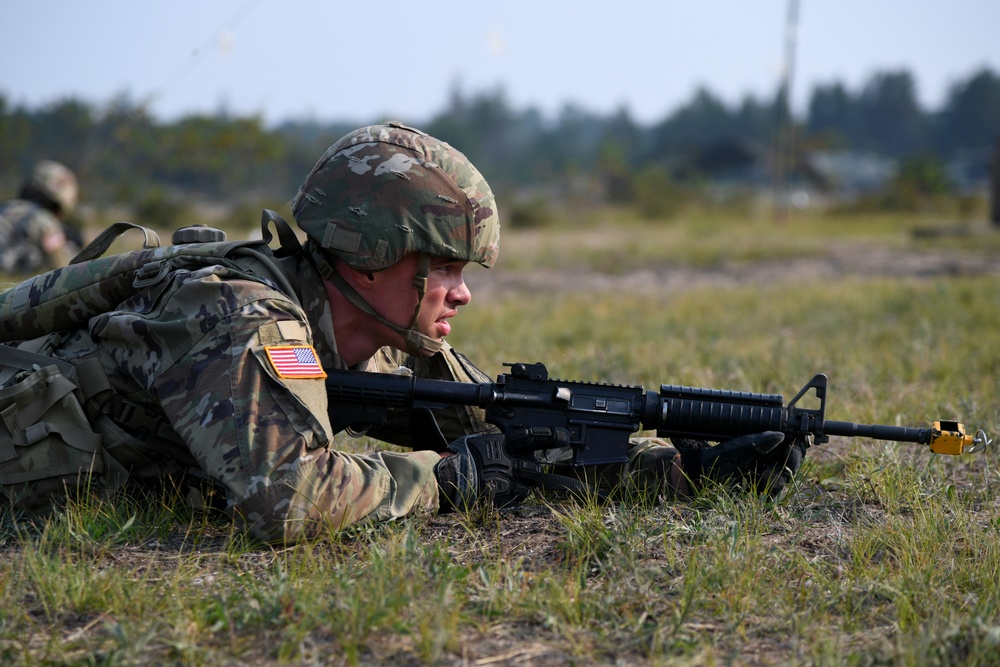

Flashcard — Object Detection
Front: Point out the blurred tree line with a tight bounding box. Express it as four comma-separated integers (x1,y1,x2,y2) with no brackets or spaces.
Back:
1,66,997,227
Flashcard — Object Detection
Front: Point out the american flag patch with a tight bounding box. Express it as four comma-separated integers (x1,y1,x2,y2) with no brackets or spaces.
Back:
264,345,327,379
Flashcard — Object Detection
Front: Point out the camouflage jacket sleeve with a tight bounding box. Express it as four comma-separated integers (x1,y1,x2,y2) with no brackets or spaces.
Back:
98,267,441,543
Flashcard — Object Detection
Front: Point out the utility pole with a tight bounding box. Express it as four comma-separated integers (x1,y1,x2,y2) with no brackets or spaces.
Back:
774,0,800,222
991,137,1000,227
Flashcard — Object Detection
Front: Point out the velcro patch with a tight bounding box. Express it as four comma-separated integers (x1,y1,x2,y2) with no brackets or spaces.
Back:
264,345,327,379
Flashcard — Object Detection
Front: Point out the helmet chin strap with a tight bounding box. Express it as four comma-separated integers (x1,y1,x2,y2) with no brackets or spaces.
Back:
402,253,446,356
309,246,445,357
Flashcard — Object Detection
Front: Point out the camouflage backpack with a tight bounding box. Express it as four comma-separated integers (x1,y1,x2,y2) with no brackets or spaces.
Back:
0,213,300,513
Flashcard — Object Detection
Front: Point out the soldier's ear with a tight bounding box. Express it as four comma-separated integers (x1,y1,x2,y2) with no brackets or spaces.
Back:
338,264,376,291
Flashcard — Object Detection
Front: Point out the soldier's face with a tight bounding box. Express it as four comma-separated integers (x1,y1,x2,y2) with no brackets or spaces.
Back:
369,253,472,344
417,256,472,340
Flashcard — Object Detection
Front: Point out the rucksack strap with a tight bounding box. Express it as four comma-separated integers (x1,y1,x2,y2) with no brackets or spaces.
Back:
0,365,103,475
0,342,114,411
71,221,162,264
0,342,75,380
5,371,101,452
260,209,302,254
103,394,179,442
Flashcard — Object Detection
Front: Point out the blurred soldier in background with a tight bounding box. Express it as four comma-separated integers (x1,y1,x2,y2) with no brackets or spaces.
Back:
0,160,83,274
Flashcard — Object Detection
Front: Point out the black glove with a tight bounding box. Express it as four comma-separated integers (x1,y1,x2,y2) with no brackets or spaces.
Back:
434,433,525,512
679,431,806,497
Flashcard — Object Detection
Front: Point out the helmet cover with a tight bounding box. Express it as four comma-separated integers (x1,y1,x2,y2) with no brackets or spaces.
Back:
292,122,499,272
24,160,78,214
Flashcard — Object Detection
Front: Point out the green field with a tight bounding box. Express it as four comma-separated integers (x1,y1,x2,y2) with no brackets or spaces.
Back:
1,211,998,666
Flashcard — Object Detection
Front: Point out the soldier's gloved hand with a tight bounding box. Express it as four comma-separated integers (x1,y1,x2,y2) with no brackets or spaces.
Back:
434,433,524,512
679,431,806,497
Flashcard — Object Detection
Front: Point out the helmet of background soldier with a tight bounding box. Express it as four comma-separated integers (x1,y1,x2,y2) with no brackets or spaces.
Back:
292,121,499,273
19,160,78,216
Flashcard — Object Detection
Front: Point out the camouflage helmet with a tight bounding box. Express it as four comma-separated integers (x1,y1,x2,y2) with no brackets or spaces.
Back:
292,122,499,272
22,160,78,215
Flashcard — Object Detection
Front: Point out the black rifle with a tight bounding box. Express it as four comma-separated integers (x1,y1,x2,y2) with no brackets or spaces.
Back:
326,361,988,494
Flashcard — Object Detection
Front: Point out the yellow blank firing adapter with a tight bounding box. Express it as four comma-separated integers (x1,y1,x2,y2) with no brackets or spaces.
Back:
929,421,991,455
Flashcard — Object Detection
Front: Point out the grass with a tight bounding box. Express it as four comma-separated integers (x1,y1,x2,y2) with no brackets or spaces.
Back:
1,210,999,665
494,207,1000,274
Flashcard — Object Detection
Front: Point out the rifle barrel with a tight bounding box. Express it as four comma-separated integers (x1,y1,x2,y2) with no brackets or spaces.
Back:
823,420,931,444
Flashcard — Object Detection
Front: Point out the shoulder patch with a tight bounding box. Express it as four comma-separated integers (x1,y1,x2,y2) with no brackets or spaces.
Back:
276,320,309,341
264,345,327,379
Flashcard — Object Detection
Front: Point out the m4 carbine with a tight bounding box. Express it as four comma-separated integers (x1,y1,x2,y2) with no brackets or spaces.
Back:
326,362,989,473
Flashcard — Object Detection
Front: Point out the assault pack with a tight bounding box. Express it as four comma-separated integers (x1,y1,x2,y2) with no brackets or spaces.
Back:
0,213,300,513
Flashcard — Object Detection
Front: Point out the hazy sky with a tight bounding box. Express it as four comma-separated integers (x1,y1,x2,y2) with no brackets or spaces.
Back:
3,1,998,127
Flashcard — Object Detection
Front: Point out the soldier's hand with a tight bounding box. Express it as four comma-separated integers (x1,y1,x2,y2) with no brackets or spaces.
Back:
434,433,525,512
679,431,806,497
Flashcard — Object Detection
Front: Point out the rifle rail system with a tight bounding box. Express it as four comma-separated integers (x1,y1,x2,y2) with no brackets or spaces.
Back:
326,361,990,467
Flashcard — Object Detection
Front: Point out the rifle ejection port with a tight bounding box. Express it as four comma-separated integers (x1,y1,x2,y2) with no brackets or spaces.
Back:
570,394,632,415
554,387,571,403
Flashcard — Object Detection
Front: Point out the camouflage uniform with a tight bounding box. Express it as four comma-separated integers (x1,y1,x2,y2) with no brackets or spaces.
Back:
0,161,81,274
33,248,489,544
0,199,77,273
